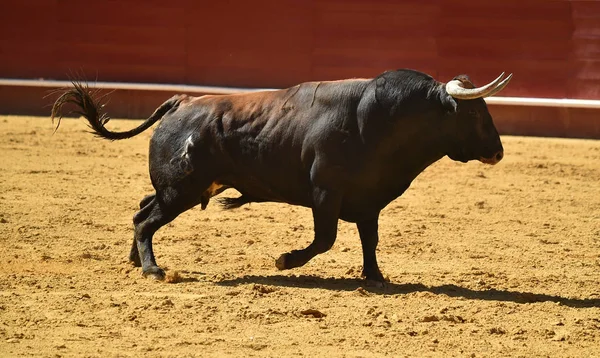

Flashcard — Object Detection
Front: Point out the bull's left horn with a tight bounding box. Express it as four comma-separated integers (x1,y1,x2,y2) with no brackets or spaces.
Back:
446,72,505,100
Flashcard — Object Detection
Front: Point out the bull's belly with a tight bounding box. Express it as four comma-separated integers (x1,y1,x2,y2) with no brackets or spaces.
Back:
216,172,314,208
337,181,412,222
206,178,408,223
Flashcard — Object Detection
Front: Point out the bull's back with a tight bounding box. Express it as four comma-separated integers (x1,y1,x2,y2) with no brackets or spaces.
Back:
205,80,369,203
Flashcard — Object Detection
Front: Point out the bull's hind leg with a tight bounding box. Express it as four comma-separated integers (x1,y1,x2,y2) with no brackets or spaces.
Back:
276,189,341,270
129,194,156,267
132,184,206,280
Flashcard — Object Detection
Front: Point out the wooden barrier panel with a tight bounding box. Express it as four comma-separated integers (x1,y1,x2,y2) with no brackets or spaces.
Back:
1,0,599,99
1,0,599,138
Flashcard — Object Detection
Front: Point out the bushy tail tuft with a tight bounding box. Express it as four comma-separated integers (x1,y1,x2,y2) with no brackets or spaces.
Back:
51,80,183,140
217,195,261,210
51,81,112,136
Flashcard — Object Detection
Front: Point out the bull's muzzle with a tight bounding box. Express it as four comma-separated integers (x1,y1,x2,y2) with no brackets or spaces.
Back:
479,150,504,165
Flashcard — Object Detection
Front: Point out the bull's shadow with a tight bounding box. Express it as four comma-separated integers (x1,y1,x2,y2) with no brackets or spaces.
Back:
215,274,600,308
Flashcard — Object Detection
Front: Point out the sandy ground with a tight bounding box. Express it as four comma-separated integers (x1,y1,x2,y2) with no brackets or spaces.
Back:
0,115,599,357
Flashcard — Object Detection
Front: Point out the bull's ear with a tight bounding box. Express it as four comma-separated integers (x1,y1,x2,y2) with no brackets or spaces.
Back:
453,74,475,89
440,74,473,112
440,92,458,113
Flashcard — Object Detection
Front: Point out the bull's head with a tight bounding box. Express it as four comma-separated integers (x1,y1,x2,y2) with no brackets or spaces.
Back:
443,73,511,165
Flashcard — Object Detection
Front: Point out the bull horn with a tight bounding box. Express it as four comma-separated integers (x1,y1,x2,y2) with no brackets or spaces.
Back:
445,72,506,100
484,73,513,98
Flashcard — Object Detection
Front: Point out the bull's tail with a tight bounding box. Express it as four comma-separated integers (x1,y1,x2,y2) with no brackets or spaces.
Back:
217,196,252,210
217,195,266,209
50,81,183,140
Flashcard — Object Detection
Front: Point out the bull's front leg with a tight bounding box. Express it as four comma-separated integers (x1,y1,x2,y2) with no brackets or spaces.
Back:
276,188,341,270
357,214,386,283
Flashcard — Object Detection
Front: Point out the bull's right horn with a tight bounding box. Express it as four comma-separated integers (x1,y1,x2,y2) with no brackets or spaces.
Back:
446,72,506,100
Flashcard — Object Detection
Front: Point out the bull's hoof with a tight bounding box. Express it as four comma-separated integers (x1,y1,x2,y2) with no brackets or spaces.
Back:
365,279,387,289
275,253,289,270
142,266,166,280
361,270,387,284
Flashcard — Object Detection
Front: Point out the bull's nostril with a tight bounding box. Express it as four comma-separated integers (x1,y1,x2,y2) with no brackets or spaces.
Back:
495,152,503,161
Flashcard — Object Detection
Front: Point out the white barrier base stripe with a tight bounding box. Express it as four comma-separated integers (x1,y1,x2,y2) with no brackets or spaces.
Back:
485,96,600,109
1,78,600,109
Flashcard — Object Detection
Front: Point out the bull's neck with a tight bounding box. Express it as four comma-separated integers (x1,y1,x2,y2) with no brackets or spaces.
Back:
388,121,449,184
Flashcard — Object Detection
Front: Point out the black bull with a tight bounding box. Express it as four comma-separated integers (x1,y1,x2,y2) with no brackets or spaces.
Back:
51,69,510,283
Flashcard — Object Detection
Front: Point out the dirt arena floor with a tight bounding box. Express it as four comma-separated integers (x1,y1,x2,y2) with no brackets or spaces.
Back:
0,115,599,357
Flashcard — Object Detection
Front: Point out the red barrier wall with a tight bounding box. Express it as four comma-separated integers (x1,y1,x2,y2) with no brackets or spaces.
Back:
1,0,599,99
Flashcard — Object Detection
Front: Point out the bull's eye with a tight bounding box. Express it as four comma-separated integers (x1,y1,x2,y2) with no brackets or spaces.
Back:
468,110,480,118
